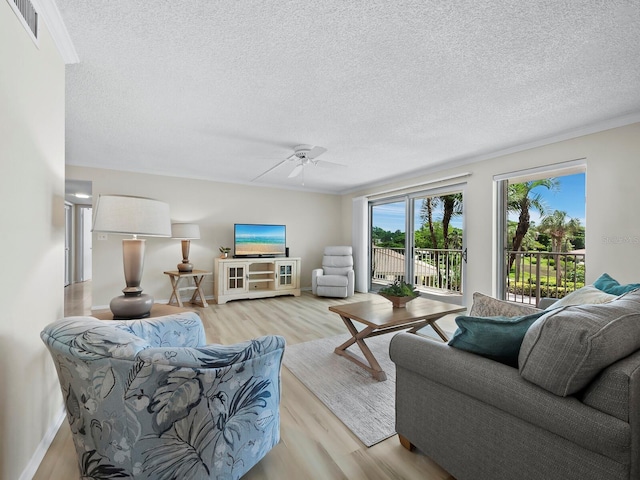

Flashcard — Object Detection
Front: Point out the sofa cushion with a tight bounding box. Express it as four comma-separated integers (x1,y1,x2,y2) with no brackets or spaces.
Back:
469,292,541,317
545,285,618,311
593,273,640,296
449,310,546,366
519,289,640,396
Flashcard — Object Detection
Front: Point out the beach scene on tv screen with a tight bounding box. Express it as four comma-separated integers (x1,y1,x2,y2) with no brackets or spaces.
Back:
236,224,286,255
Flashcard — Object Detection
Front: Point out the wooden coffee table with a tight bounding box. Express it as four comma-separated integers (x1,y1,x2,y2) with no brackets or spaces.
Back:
329,297,466,381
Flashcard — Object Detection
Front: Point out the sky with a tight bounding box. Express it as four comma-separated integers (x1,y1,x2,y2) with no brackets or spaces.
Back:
516,173,586,226
372,172,586,233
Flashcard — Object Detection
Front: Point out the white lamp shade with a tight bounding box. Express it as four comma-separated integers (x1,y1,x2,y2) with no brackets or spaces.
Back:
92,195,171,237
171,223,201,240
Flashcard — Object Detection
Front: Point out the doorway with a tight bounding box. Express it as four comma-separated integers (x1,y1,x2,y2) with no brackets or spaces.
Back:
64,179,93,285
78,205,92,282
64,203,72,286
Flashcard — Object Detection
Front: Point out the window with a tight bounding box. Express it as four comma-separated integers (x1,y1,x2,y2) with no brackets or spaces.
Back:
495,161,586,305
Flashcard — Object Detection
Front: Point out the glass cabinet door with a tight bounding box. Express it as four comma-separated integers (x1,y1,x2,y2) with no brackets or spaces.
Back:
276,261,297,290
224,264,247,294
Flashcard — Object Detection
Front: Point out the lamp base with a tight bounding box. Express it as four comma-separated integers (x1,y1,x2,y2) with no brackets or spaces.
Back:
110,293,154,319
178,262,193,272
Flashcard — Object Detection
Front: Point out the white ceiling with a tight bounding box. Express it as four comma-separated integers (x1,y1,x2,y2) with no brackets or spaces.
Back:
57,0,640,194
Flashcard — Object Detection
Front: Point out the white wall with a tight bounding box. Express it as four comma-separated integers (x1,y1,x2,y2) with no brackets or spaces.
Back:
0,4,66,479
66,166,346,307
342,122,640,302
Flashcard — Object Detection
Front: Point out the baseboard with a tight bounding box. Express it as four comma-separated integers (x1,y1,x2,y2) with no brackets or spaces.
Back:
19,406,66,480
91,296,216,312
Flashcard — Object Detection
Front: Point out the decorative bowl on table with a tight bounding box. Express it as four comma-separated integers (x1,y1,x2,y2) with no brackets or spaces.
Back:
379,293,417,308
378,280,419,308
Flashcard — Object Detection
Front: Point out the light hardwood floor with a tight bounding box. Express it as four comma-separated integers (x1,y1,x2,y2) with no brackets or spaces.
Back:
35,282,455,480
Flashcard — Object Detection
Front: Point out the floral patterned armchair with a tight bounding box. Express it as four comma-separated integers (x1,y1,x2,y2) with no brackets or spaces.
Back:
41,312,285,479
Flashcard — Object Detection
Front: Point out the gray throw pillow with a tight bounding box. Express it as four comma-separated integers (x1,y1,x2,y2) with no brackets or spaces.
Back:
519,289,640,396
469,292,542,317
544,285,618,311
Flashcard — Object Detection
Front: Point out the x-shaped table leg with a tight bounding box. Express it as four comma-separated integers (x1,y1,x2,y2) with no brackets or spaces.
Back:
334,315,387,381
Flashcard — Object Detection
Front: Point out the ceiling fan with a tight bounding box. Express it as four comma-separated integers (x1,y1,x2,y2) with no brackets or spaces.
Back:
251,145,345,183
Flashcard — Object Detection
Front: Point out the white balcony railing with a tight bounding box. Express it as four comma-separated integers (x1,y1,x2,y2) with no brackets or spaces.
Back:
371,247,463,294
506,250,586,306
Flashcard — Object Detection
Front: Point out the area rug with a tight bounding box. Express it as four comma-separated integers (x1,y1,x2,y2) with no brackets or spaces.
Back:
283,333,396,447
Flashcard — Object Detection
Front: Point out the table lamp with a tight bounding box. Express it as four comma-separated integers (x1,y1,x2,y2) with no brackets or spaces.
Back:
171,223,200,272
92,194,171,319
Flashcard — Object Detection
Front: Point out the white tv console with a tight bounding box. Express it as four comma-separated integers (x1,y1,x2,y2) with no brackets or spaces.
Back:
213,257,301,304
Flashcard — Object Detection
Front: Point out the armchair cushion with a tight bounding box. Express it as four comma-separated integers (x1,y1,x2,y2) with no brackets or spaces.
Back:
316,274,349,287
519,289,640,396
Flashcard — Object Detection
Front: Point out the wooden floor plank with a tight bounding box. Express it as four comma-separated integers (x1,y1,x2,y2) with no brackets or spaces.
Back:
34,282,453,480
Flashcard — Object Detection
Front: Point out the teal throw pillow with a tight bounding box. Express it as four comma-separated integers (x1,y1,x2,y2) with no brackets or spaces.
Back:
593,273,640,296
448,311,546,367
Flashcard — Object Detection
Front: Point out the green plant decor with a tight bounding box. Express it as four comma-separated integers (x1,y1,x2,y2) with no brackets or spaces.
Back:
378,280,419,297
378,280,419,307
219,246,231,254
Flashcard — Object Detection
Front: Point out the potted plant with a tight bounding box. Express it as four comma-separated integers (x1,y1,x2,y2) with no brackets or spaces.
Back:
219,246,231,258
378,280,419,308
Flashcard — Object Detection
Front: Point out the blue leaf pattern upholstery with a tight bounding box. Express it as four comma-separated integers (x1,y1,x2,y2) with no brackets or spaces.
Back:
41,312,285,479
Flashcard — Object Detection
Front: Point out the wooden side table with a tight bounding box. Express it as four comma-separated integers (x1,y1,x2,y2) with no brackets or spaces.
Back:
92,303,198,320
164,269,212,308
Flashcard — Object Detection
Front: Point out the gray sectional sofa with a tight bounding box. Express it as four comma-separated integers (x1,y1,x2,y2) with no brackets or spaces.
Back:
390,289,640,480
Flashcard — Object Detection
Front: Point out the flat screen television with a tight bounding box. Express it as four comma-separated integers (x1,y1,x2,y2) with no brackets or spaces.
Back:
234,224,286,258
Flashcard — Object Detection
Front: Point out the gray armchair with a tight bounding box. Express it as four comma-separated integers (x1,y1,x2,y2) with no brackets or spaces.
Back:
312,246,354,298
41,312,285,480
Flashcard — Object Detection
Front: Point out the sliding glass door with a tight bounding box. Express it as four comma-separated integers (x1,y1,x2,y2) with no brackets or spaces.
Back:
370,186,465,297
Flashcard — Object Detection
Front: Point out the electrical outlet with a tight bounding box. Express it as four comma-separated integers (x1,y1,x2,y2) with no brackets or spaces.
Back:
97,233,108,240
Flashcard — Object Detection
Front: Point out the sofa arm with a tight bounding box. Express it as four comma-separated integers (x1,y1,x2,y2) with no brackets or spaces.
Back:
389,333,629,456
347,270,355,297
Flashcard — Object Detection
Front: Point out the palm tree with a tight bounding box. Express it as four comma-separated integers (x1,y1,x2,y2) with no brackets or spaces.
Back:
507,179,558,269
538,210,582,285
538,210,581,253
419,197,439,248
441,193,463,249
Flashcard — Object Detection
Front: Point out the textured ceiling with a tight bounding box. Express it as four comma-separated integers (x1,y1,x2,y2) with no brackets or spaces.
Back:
57,0,640,194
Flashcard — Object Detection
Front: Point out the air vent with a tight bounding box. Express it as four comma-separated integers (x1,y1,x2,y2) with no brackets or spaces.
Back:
6,0,38,42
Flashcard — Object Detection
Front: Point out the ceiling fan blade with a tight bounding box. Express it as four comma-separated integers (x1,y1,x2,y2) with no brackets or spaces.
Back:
306,146,327,159
250,159,288,182
314,159,346,169
288,164,304,178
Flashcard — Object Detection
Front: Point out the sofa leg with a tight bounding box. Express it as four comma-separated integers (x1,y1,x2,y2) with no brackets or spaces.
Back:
398,434,415,451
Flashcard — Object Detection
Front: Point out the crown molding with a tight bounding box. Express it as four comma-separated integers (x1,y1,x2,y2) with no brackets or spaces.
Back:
340,112,640,196
33,0,79,64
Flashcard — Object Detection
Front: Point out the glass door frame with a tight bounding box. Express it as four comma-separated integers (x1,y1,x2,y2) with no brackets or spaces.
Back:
368,183,467,294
